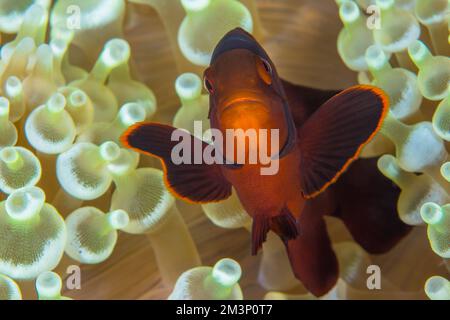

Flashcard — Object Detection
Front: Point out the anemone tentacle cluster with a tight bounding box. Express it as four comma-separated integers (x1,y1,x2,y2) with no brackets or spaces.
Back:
335,0,450,301
0,0,198,300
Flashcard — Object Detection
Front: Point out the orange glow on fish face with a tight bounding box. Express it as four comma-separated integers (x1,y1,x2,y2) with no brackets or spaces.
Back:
204,49,290,164
220,99,271,131
205,49,285,123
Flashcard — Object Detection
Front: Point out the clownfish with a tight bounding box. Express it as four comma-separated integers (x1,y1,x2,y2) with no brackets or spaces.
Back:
121,28,411,296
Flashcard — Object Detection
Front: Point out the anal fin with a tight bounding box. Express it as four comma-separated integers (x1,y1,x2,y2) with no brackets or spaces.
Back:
251,207,299,255
251,215,270,255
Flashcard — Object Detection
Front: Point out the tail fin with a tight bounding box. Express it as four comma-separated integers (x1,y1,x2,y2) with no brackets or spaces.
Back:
282,157,411,296
284,200,339,297
330,157,412,254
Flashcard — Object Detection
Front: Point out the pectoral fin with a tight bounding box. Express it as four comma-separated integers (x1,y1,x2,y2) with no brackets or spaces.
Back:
121,122,232,203
297,85,389,199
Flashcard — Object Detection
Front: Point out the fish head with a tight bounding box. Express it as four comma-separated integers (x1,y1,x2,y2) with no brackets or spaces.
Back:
204,28,296,163
204,28,288,133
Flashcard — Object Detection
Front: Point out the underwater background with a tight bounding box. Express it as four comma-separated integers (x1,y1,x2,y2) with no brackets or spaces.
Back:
0,0,448,300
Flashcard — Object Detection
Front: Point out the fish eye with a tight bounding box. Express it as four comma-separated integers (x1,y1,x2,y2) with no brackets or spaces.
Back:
261,58,272,74
256,57,272,85
204,76,214,94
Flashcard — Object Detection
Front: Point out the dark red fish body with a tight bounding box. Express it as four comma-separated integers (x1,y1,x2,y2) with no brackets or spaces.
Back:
223,146,305,251
122,28,411,296
204,44,309,248
222,149,303,218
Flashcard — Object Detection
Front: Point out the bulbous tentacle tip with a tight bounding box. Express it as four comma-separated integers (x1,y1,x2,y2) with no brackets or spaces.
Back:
107,209,130,230
103,38,131,68
377,154,399,179
18,36,36,50
408,40,431,65
175,73,202,101
99,141,121,162
50,26,75,45
365,45,389,70
24,4,47,25
420,202,443,225
47,92,67,113
181,0,212,12
36,271,62,300
68,90,88,108
425,276,450,300
49,38,67,57
441,162,450,182
119,102,146,127
0,147,19,164
5,76,23,97
35,42,53,59
0,274,22,300
339,0,360,24
5,186,46,221
1,36,35,61
212,258,242,287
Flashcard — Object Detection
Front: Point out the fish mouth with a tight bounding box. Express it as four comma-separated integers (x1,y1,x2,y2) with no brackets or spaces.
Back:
221,97,267,113
223,98,265,110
